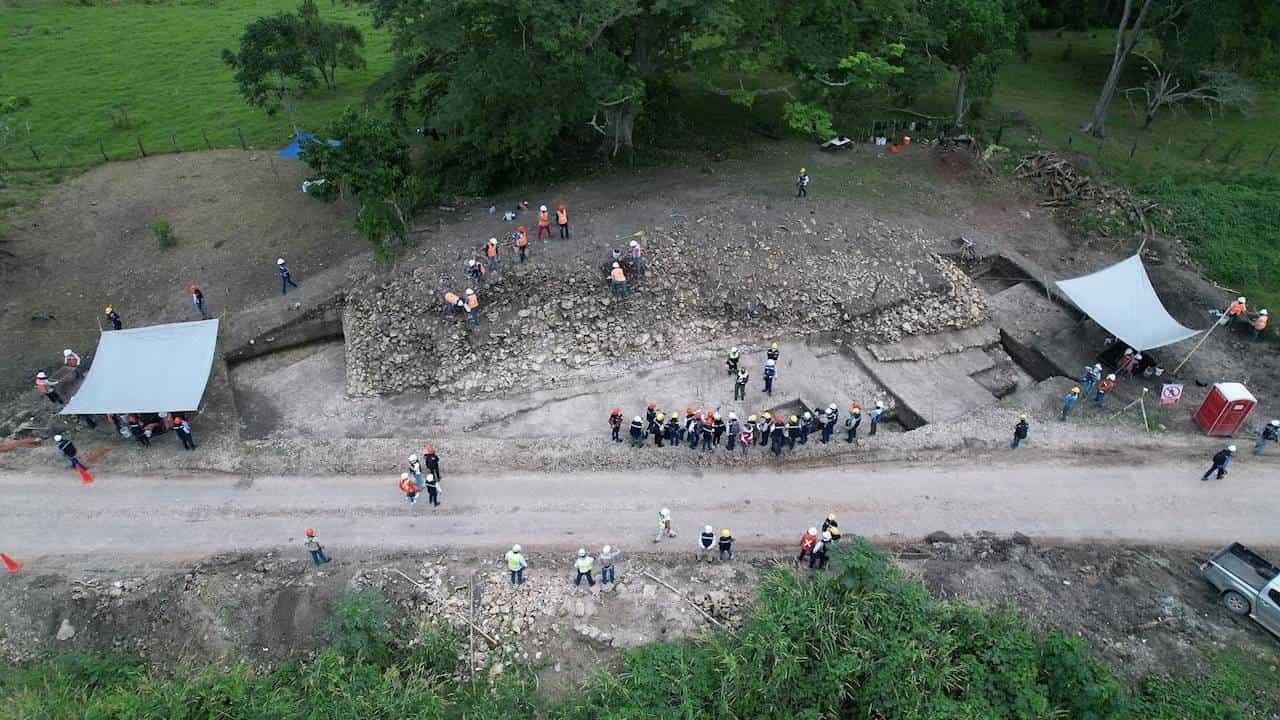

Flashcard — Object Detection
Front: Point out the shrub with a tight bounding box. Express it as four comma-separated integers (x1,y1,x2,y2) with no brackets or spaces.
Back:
148,219,176,249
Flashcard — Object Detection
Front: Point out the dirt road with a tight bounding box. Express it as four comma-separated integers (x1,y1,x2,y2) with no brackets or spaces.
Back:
3,456,1276,565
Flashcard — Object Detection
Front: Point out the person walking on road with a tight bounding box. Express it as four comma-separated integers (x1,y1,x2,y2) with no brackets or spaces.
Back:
599,545,620,585
1095,374,1116,407
718,529,734,561
423,446,442,483
277,258,299,295
506,545,527,585
1011,413,1029,449
654,507,676,543
304,529,331,566
1256,420,1279,455
798,527,818,563
399,472,419,504
191,284,209,319
556,204,570,239
1060,386,1081,421
697,525,716,563
53,434,87,470
763,358,777,396
845,403,862,442
573,548,596,587
1201,445,1236,481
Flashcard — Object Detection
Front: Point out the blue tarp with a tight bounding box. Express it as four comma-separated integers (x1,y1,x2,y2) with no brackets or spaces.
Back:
277,131,339,159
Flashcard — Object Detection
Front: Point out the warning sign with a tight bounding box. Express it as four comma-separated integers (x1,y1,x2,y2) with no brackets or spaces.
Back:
1160,384,1183,406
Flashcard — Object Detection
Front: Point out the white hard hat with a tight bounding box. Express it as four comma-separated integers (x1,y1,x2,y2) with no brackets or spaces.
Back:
277,258,285,265
512,544,521,552
633,415,642,422
1238,296,1246,302
1123,348,1133,355
629,240,639,247
822,531,832,541
730,346,738,353
808,527,817,535
1134,353,1142,359
1227,445,1237,452
1270,419,1279,426
488,237,497,244
401,472,410,480
875,400,885,409
577,548,586,557
468,258,476,266
63,349,72,356
660,507,670,516
53,434,62,442
465,288,474,295
705,525,713,533
409,454,417,461
1093,363,1102,371
803,411,811,419
540,204,547,212
1262,309,1270,315
1106,373,1116,380
612,262,620,268
603,544,611,553
728,412,737,420
766,359,775,366
828,403,837,410
36,371,46,378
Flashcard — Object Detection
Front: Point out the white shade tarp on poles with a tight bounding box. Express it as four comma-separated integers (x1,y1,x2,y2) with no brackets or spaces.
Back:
1054,255,1201,351
61,319,219,414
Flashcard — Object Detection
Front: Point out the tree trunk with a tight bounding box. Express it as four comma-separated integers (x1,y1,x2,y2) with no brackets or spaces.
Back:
603,104,634,157
953,70,968,126
1082,0,1154,137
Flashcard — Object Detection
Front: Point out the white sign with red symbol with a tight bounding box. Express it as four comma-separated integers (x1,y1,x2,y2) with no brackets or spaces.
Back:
1160,384,1183,406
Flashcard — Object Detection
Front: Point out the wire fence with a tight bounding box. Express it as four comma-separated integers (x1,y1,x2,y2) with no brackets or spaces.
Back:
0,125,274,172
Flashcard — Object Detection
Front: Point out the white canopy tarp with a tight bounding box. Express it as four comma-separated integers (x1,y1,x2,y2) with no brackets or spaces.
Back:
61,319,219,414
1054,255,1201,351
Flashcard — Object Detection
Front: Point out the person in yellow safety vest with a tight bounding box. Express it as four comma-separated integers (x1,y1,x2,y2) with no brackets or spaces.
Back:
537,204,552,239
484,237,500,275
63,348,83,379
609,262,628,300
573,548,595,586
1252,309,1269,340
442,290,461,316
505,544,527,585
34,371,64,405
514,226,529,263
556,204,569,239
464,288,480,328
654,507,675,543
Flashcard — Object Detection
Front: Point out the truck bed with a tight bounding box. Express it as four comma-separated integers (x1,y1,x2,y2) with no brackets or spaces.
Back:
1211,543,1279,592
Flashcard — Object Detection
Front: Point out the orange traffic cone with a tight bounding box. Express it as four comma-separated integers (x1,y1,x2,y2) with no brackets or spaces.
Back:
1,553,21,573
76,465,94,485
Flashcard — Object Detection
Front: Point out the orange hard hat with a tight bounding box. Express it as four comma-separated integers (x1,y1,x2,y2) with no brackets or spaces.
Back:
647,402,656,409
774,415,783,423
612,407,621,414
851,401,861,409
189,284,198,292
305,528,315,537
518,225,525,231
426,445,436,453
558,204,565,209
685,407,693,414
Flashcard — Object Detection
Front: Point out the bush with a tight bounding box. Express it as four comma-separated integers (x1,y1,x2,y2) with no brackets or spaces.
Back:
321,588,395,665
148,219,176,249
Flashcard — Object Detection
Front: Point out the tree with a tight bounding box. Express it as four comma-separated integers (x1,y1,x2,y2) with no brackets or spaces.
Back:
928,0,1018,126
300,109,425,256
296,0,366,90
222,13,315,117
1080,0,1158,137
1124,53,1254,129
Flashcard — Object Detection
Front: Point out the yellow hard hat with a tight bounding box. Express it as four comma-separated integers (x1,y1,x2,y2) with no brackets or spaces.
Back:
799,168,806,173
1018,413,1027,419
827,513,836,521
104,306,113,313
790,415,798,422
1071,386,1081,393
656,413,665,421
721,529,731,537
748,414,756,421
770,342,778,350
713,412,721,420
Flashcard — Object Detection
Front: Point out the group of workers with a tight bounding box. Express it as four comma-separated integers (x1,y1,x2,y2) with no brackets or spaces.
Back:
397,446,444,506
1224,296,1268,340
606,240,646,300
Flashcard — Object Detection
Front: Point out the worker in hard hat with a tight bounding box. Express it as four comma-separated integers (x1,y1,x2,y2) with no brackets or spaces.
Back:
556,204,569,239
645,402,658,427
725,412,740,451
629,415,645,448
786,415,800,451
697,525,716,563
869,401,886,436
654,507,675,543
844,403,862,443
665,413,680,445
1080,363,1102,398
599,544,620,585
53,434,86,470
821,402,839,444
701,412,716,451
514,226,529,263
1011,413,1030,449
651,412,666,447
304,528,331,566
796,168,810,197
797,411,812,445
1117,348,1138,377
609,262,628,300
573,548,596,587
810,531,832,569
34,371,64,405
738,420,752,456
628,239,645,280
687,412,702,449
1094,374,1116,407
104,305,122,330
1225,296,1247,329
423,445,442,485
505,544,527,585
726,347,740,375
536,204,552,239
190,284,208,319
277,258,299,295
798,527,818,563
712,412,726,446
718,529,734,561
467,257,486,287
608,408,623,443
1255,419,1279,455
770,415,786,456
1252,309,1269,340
464,288,480,327
407,454,424,489
1061,386,1081,421
767,342,780,362
399,472,419,504
62,348,83,380
762,358,777,396
484,237,501,276
1201,445,1236,482
821,513,840,542
757,412,774,447
734,366,749,401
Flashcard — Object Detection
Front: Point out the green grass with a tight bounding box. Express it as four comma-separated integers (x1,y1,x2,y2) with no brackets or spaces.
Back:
0,0,392,169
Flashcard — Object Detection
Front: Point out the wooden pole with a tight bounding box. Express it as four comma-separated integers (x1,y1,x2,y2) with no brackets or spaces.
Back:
642,570,725,628
237,127,247,150
1266,144,1278,168
98,139,108,162
170,134,180,153
202,129,212,150
135,136,146,157
1171,317,1224,376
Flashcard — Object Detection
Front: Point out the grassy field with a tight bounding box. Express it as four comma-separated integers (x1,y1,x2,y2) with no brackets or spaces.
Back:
0,0,391,170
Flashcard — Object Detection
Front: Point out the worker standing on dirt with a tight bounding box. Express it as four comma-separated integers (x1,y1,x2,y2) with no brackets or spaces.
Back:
127,415,150,447
422,467,441,507
34,372,64,405
738,422,752,456
869,401,885,436
304,529,331,566
172,415,196,451
726,347,740,375
190,284,208,319
629,240,645,281
762,358,777,396
712,412,726,446
62,349,83,380
810,532,831,570
822,403,839,444
1225,296,1247,330
573,548,596,587
796,168,810,198
1080,363,1101,398
485,238,501,276
651,412,666,447
845,403,862,442
1060,386,1081,421
556,204,569,239
1011,413,1030,449
767,342,780,362
1252,309,1269,341
515,226,529,263
599,545,620,585
797,411,812,445
505,545,527,585
758,412,773,446
701,413,716,451
718,529,734,561
770,415,786,456
654,507,676,542
1095,373,1116,407
645,402,658,427
1201,445,1236,481
399,472,419,504
786,415,800,450
537,205,552,239
423,445,441,484
609,263,628,300
697,525,716,563
665,414,680,445
464,289,480,327
467,258,486,287
725,412,740,451
104,305,123,330
408,453,424,489
1256,420,1280,455
734,367,749,401
630,415,645,447
744,414,757,443
798,527,818,563
686,412,701,449
609,408,623,442
53,434,87,471
277,258,299,295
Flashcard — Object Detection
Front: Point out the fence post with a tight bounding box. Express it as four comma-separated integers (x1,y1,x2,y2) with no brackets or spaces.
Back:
98,139,109,162
136,136,147,157
170,134,180,153
28,145,41,163
1128,139,1138,160
1266,144,1278,168
237,127,247,150
202,129,212,150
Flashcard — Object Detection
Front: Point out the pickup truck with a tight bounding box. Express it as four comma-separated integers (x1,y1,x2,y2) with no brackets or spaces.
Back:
1200,543,1280,638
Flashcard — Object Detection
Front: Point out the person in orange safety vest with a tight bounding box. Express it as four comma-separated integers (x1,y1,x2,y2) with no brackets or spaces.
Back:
464,288,480,327
609,263,628,300
537,204,552,240
399,472,418,504
484,237,500,275
514,226,529,263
